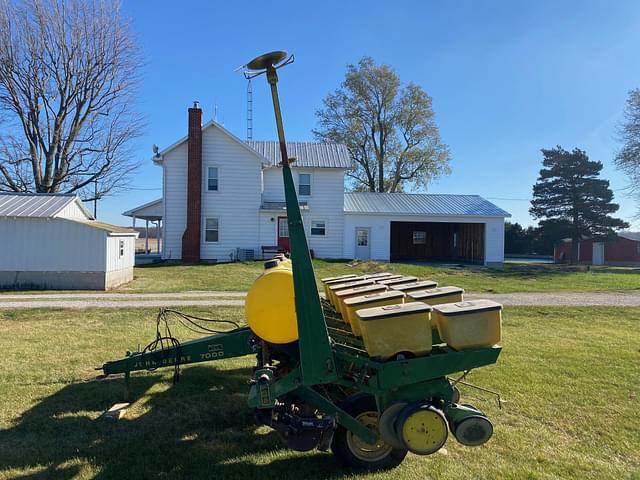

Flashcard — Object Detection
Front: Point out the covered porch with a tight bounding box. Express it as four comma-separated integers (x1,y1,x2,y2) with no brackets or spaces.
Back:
122,198,162,255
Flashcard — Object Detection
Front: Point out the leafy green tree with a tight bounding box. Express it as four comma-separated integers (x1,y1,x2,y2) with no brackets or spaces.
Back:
616,88,640,210
530,146,628,263
314,57,451,192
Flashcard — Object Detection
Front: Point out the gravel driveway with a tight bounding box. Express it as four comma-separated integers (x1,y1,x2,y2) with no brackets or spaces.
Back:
1,291,639,309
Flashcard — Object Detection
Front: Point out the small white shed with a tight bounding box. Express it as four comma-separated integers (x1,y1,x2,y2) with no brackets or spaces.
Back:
0,193,138,290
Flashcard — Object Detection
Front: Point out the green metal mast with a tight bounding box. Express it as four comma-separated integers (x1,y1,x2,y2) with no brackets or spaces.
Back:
259,56,337,385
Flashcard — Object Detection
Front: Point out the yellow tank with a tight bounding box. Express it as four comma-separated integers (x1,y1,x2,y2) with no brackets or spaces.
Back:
356,302,433,360
321,274,358,298
277,256,292,268
343,290,406,335
333,283,388,318
432,300,502,350
245,262,298,344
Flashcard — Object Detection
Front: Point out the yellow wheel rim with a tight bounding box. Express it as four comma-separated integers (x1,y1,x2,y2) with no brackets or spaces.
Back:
345,411,394,461
401,408,448,455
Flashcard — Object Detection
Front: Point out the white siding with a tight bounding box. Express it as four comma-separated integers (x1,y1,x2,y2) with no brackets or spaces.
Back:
162,142,188,260
199,126,262,260
262,167,345,258
56,200,91,220
484,218,505,264
258,211,279,249
343,214,505,265
105,236,136,272
0,218,106,271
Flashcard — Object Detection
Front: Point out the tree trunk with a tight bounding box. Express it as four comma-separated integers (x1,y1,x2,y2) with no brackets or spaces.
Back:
570,237,580,264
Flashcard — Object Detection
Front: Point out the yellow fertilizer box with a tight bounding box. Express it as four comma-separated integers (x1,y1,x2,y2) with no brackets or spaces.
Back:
432,300,502,350
356,302,433,360
343,290,406,335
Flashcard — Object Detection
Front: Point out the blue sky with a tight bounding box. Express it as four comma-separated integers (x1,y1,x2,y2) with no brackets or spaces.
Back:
98,0,640,229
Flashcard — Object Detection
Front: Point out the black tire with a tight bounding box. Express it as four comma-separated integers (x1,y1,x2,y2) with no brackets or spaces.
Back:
331,394,408,471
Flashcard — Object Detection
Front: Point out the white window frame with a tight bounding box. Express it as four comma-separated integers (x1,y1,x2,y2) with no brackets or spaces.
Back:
204,217,219,243
278,217,289,238
298,173,311,196
413,231,426,245
356,228,369,247
206,166,219,192
311,220,326,236
119,240,125,257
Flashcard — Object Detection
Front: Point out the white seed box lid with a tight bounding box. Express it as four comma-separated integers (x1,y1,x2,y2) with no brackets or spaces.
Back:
357,301,432,321
377,276,418,286
390,280,438,292
344,290,406,306
408,286,465,300
335,284,388,298
433,300,502,316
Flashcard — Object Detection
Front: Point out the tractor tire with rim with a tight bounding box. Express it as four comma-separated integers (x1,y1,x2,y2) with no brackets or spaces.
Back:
331,394,408,471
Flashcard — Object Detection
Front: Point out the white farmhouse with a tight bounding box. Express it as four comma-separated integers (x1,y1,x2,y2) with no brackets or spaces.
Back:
145,104,510,265
0,193,138,290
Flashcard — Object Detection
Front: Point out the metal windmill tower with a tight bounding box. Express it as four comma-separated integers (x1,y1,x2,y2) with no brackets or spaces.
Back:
246,78,253,140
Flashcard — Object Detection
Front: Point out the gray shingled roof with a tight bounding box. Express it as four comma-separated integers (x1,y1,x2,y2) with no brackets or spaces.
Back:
344,192,511,218
246,141,351,168
0,192,81,218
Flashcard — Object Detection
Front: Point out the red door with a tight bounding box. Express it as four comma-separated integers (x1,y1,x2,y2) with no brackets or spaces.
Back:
277,216,290,252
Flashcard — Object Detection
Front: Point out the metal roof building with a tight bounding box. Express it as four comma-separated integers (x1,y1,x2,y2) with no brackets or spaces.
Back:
0,193,138,290
246,141,351,168
344,193,511,217
0,192,93,218
343,192,510,265
132,104,511,265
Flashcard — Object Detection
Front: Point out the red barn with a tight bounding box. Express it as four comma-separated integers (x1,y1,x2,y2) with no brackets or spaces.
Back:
554,232,640,265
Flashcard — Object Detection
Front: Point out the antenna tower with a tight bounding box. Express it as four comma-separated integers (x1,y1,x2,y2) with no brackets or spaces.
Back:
246,78,253,140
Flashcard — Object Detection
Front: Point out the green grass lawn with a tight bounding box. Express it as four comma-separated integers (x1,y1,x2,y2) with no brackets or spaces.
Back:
113,260,640,294
1,306,638,479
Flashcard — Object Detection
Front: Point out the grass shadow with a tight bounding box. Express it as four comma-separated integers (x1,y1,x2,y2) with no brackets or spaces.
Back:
0,364,356,480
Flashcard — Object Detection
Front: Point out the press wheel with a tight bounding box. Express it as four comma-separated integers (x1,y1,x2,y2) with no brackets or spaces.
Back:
331,394,408,470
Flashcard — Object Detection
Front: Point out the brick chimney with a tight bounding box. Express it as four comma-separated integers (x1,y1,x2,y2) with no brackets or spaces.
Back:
181,101,202,263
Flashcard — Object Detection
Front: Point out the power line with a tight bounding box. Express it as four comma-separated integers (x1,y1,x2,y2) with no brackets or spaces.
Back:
485,197,531,202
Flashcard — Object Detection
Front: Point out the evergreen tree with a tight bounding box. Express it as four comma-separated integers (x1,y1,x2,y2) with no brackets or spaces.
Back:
530,146,628,263
504,222,533,254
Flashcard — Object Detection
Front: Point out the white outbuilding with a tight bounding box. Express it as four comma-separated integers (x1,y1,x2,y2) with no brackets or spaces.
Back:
0,193,138,290
343,193,510,265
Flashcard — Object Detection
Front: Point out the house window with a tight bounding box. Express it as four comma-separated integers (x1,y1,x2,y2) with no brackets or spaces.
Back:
207,167,219,191
311,220,326,236
413,231,426,244
119,240,124,257
357,229,369,246
298,173,311,196
205,218,219,242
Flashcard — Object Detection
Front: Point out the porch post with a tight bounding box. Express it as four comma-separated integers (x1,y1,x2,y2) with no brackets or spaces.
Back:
145,219,149,253
156,220,161,253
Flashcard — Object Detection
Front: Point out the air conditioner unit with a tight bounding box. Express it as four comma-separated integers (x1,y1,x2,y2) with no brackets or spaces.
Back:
236,248,255,262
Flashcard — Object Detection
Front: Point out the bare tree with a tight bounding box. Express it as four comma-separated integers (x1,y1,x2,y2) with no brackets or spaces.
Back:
616,88,640,213
314,57,450,192
0,0,143,201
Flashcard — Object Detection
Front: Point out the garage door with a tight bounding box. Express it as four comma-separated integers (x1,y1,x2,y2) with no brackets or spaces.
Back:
390,221,485,263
